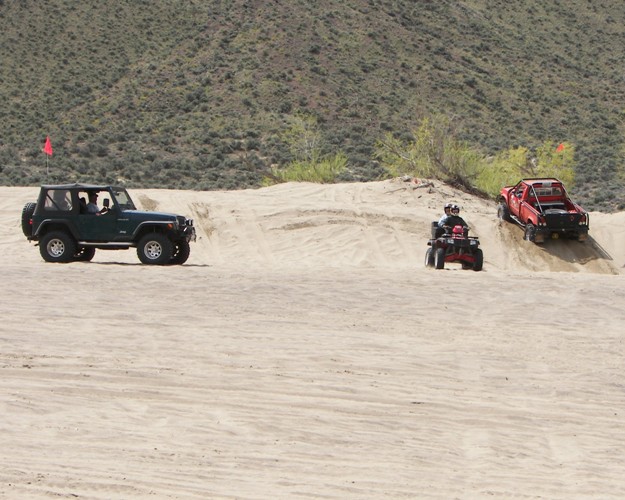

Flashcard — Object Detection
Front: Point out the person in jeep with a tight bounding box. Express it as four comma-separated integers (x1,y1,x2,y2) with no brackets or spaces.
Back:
86,191,100,214
86,191,108,215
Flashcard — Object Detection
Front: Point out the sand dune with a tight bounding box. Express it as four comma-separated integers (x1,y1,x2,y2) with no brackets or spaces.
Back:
1,180,625,499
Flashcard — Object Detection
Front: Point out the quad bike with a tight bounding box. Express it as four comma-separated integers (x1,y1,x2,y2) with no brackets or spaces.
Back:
425,221,483,271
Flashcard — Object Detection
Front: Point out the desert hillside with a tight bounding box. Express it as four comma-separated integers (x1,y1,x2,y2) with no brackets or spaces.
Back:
1,181,624,499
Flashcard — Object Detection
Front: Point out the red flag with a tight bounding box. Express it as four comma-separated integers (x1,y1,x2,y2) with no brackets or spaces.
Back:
556,143,565,153
43,136,53,156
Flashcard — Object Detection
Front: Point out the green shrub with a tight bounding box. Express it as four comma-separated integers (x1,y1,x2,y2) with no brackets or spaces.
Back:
266,152,348,184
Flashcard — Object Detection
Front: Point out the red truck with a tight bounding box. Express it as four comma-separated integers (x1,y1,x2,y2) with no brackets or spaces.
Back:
497,178,589,243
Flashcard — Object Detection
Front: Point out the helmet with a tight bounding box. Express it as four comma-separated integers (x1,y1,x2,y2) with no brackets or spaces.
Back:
444,202,453,212
451,204,460,214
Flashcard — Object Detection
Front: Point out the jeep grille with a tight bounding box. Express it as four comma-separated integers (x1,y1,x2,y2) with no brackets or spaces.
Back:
177,215,193,227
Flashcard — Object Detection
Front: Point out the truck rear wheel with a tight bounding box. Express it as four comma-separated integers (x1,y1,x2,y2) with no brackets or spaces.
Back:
524,223,536,242
137,233,173,265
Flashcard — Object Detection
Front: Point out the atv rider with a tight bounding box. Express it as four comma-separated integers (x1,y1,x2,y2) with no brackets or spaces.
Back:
438,204,468,234
438,202,453,227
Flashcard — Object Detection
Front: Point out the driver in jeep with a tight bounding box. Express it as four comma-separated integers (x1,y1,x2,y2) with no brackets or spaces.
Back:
86,191,108,216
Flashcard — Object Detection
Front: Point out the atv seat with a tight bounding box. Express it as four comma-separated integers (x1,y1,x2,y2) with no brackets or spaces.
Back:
431,221,445,239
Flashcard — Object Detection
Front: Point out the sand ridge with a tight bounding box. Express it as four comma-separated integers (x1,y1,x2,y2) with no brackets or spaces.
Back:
1,180,624,499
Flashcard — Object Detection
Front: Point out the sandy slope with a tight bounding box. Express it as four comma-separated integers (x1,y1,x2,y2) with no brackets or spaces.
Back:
1,180,625,499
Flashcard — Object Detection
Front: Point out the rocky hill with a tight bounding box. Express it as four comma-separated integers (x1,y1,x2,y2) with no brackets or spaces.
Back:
2,0,625,211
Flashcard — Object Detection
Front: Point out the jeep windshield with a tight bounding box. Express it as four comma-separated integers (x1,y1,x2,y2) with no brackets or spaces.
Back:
111,188,137,211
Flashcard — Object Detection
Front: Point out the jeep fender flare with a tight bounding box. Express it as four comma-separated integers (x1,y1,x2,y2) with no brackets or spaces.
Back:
132,221,176,242
34,219,80,241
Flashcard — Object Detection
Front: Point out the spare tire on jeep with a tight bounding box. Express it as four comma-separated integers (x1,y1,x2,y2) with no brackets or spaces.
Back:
21,202,37,238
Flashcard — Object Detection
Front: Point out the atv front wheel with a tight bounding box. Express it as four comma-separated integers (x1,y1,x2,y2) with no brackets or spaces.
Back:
434,247,446,269
473,249,484,271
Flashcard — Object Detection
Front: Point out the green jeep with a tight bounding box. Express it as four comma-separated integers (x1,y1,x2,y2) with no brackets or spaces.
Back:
21,183,196,264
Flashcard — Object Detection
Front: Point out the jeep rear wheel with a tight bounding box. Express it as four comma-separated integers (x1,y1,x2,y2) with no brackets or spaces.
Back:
21,202,37,237
137,233,173,265
170,240,191,265
40,231,76,263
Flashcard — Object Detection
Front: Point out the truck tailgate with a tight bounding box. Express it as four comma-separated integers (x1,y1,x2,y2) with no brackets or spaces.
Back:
544,211,582,229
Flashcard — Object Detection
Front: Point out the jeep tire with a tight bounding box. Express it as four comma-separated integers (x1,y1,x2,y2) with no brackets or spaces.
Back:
40,231,77,263
170,240,191,265
75,247,96,262
137,233,173,265
21,202,37,237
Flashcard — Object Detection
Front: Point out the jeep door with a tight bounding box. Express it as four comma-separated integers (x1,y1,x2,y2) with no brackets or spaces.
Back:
77,209,119,242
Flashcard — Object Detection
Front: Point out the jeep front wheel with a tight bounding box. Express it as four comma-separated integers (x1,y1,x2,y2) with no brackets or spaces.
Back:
170,240,191,265
40,231,77,263
137,233,173,265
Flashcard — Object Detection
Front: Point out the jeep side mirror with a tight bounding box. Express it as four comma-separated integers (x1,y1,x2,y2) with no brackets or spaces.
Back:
103,199,110,209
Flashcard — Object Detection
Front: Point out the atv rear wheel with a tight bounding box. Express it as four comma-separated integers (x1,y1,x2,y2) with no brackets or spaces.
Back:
425,247,434,268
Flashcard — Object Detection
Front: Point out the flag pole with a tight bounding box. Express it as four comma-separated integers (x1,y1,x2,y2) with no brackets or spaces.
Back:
43,135,53,177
